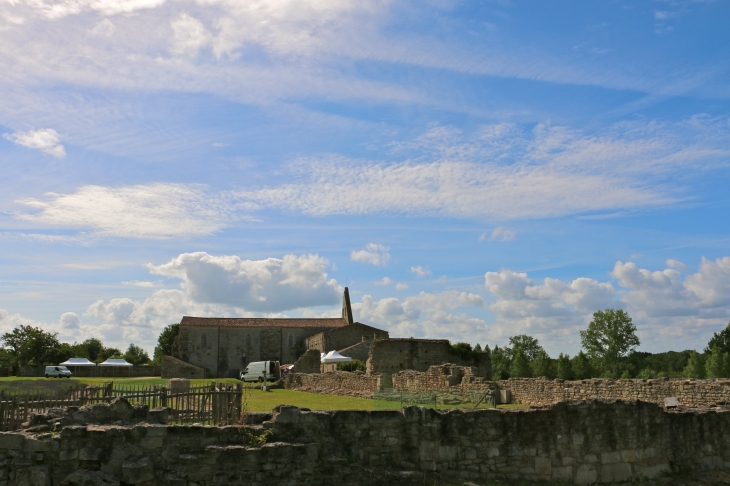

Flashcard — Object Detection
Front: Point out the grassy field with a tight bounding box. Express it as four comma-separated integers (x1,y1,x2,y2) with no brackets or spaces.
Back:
0,377,528,413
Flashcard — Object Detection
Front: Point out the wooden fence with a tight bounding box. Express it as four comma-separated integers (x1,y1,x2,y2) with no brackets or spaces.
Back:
0,382,243,431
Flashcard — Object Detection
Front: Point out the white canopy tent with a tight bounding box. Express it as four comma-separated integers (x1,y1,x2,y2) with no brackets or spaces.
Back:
321,350,352,363
98,358,133,367
59,358,96,367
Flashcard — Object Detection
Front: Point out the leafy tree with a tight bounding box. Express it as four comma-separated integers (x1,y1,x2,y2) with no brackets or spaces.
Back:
683,351,706,379
556,353,573,380
152,323,180,364
531,349,555,379
508,335,542,361
580,309,640,376
571,351,594,380
509,350,532,378
705,323,730,355
491,345,511,380
97,347,122,363
123,344,150,365
1,325,61,367
636,368,656,379
705,345,729,379
473,343,482,353
81,338,105,362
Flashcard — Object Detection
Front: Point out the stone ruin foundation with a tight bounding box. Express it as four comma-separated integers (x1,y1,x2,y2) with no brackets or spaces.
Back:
2,398,730,485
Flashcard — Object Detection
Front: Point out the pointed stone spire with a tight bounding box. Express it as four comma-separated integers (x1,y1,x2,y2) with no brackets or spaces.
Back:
342,287,353,325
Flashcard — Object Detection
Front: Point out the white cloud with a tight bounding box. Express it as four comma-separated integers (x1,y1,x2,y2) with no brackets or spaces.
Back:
374,277,393,286
410,266,432,278
122,280,162,288
21,0,167,19
16,183,250,238
3,128,65,157
248,116,730,221
350,243,391,266
396,283,408,291
147,251,341,311
488,226,516,242
666,259,689,272
89,18,115,37
169,12,210,58
59,311,81,330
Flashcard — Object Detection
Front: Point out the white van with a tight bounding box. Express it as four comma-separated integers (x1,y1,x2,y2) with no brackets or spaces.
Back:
240,361,280,382
45,366,72,378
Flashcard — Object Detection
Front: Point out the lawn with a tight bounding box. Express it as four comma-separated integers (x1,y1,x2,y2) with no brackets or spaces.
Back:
0,376,241,394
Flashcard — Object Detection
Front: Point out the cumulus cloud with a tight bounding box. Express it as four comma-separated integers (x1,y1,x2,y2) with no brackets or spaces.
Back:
3,128,65,157
487,226,516,242
350,243,391,266
410,266,432,278
396,283,408,291
147,252,341,312
169,12,210,58
16,183,250,238
374,277,393,286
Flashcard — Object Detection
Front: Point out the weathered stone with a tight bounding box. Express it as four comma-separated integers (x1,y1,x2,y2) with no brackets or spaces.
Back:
60,470,120,486
600,462,632,483
122,458,154,484
574,464,597,485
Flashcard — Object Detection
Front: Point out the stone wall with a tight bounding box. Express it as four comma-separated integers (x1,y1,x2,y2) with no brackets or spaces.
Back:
367,339,491,377
305,323,389,354
498,377,730,407
338,340,372,363
4,400,730,485
281,371,381,398
161,356,208,379
394,364,495,391
290,350,321,374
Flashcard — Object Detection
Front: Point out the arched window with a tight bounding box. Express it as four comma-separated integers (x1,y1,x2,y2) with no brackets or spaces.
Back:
201,334,207,347
289,335,294,348
246,334,251,347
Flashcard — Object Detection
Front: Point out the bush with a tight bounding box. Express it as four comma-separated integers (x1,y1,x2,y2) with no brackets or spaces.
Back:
337,360,365,372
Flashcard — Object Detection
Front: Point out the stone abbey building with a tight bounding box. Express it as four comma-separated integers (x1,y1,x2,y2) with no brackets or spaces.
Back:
174,288,389,377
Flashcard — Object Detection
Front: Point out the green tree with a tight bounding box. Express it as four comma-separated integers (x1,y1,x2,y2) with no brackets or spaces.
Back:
508,335,542,361
473,343,483,353
123,344,150,365
152,323,180,364
636,368,656,379
531,349,555,378
81,338,105,362
705,323,730,354
491,345,511,380
1,325,61,367
556,353,573,380
97,347,122,363
571,351,594,380
683,351,706,378
509,350,532,378
580,309,640,377
705,345,729,379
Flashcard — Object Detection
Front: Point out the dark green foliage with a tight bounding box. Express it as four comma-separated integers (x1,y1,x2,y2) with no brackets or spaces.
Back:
508,335,542,361
152,323,180,364
81,338,104,361
556,353,573,380
97,347,123,363
491,345,511,380
570,351,593,380
705,323,730,355
1,325,61,367
473,343,482,353
337,360,366,372
705,345,730,379
580,309,639,377
123,344,150,365
683,351,706,378
509,350,532,378
530,349,555,379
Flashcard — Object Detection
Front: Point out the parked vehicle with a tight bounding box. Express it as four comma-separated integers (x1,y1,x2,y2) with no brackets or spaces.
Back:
240,360,281,382
45,366,72,378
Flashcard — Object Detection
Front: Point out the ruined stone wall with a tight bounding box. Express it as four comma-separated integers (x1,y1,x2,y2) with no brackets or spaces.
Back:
498,377,730,407
305,324,388,354
290,350,321,374
394,364,496,391
367,339,491,377
4,401,730,485
161,356,208,379
338,340,372,363
281,371,380,398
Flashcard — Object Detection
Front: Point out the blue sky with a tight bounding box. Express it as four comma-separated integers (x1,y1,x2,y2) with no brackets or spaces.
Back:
1,0,729,357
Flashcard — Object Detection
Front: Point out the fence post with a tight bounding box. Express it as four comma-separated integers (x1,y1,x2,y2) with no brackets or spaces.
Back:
160,387,168,408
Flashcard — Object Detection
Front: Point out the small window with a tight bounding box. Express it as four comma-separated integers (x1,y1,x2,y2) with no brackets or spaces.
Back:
201,334,207,347
246,334,251,347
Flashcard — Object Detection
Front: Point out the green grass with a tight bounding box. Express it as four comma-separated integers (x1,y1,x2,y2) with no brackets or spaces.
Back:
0,376,242,393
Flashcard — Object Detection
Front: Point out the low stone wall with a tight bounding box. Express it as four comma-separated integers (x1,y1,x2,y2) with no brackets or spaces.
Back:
281,371,380,398
161,356,207,379
3,400,730,485
498,377,730,407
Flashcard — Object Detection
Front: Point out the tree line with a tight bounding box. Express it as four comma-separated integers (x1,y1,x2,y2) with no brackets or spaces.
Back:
476,309,730,380
0,325,156,371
